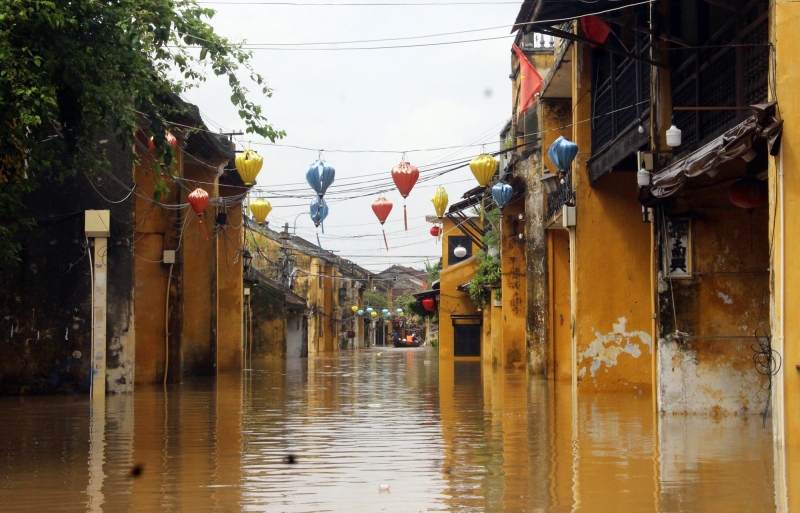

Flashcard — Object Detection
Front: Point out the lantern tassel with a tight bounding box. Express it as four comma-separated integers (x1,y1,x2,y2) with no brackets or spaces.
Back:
382,229,389,251
316,230,322,251
199,216,209,241
480,196,485,223
403,200,408,231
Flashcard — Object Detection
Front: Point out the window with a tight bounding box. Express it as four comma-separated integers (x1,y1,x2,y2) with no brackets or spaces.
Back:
448,236,473,266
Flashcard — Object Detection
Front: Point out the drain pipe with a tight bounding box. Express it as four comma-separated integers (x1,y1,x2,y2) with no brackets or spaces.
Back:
164,263,174,387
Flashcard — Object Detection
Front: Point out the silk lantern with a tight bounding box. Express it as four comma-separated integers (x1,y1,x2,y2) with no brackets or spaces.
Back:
148,131,179,154
188,188,210,241
249,198,272,225
431,186,448,241
492,182,513,209
430,226,440,237
421,298,435,312
729,178,768,211
548,136,579,173
391,161,419,230
469,154,499,221
306,159,335,202
235,149,264,186
371,197,394,250
309,197,330,250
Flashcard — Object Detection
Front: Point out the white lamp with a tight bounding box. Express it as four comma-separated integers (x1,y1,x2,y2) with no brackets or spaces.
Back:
666,116,682,147
637,162,651,187
454,245,467,258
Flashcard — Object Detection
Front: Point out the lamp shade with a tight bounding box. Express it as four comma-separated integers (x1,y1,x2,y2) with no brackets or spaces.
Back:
371,197,393,225
431,186,449,219
249,198,272,225
188,188,209,216
469,154,499,188
547,136,579,172
382,309,389,314
421,298,435,312
366,307,374,313
351,305,359,313
391,161,419,198
666,124,682,147
491,182,513,209
540,172,559,195
454,245,467,258
396,308,403,313
637,166,651,187
235,150,264,185
430,226,440,237
370,311,378,318
357,309,365,316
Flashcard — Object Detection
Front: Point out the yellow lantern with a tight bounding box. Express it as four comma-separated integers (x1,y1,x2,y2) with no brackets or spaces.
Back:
431,186,449,241
249,198,272,225
351,305,358,313
370,311,378,319
235,149,264,185
431,186,448,219
469,154,499,188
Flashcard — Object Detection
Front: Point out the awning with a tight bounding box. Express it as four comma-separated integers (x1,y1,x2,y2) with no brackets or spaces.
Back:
641,103,782,203
512,0,644,31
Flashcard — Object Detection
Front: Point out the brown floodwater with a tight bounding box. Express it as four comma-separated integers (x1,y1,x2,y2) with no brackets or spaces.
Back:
0,347,783,512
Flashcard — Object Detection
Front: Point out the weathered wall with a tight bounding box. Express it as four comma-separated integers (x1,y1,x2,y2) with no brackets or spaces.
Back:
286,312,305,357
133,138,182,386
657,180,770,415
572,42,653,392
216,185,243,373
501,197,527,368
549,229,572,382
250,287,286,358
180,162,217,376
0,133,135,394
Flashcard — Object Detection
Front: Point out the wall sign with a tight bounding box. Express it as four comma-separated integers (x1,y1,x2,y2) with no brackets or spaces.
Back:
664,218,691,278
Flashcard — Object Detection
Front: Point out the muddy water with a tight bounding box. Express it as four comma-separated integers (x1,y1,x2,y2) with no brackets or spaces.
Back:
0,348,780,512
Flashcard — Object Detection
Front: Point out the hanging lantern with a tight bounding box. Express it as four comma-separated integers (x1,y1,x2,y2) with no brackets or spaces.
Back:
357,309,365,316
382,309,389,314
235,149,264,186
492,182,513,209
421,298,436,312
431,186,448,241
396,308,403,314
391,161,420,230
454,245,467,258
371,197,394,251
148,131,179,154
351,305,359,313
309,197,330,229
469,154,499,188
548,136,579,173
729,178,768,211
249,198,272,225
430,226,440,237
306,159,336,202
370,311,378,319
188,188,210,241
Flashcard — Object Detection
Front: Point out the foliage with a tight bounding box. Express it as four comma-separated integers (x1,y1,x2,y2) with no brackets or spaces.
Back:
424,258,441,283
0,0,284,263
363,290,387,310
481,207,501,250
429,336,439,350
468,250,501,309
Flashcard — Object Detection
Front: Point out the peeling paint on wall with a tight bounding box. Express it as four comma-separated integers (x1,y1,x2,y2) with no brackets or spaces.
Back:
579,317,652,378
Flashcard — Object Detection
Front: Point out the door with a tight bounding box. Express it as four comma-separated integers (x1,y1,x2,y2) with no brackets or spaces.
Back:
454,323,481,357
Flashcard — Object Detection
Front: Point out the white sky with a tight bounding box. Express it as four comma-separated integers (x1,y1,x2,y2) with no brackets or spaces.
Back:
183,0,522,272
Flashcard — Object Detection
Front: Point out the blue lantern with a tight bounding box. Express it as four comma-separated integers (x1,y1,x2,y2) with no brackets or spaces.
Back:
382,309,389,314
357,309,365,316
366,307,374,313
492,182,513,209
306,159,336,200
548,136,578,173
396,308,403,314
309,197,329,229
384,311,391,317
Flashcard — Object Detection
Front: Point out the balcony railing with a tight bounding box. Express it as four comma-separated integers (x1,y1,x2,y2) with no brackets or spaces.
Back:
546,170,574,223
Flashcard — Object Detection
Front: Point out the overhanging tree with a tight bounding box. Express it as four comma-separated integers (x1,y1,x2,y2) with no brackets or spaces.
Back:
0,0,284,262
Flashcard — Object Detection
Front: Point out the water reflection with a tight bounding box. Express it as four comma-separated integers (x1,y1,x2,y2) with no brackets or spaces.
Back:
0,349,781,512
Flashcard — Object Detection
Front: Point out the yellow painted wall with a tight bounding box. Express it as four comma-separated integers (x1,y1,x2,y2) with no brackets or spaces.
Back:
181,162,217,375
216,185,244,373
549,229,572,381
774,1,800,508
501,198,527,368
438,217,480,359
571,42,653,392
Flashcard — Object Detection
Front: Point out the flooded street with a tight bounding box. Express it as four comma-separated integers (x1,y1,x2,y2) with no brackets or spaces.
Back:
0,347,781,512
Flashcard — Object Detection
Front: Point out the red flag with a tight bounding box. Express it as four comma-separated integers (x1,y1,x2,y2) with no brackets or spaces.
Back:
512,44,542,114
580,15,611,48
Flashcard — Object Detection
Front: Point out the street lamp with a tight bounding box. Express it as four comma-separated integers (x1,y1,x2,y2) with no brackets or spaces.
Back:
242,249,253,272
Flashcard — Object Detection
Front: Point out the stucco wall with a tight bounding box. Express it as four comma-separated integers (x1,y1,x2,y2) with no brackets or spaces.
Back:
501,197,527,368
216,185,243,373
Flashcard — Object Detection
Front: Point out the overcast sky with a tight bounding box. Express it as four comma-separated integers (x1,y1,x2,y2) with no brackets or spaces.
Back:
183,0,523,272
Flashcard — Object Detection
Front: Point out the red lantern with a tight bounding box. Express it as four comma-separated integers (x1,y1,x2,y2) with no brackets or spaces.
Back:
347,330,356,339
729,178,767,211
188,188,210,241
421,298,436,312
391,161,420,230
371,197,393,250
430,226,440,237
148,131,179,154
